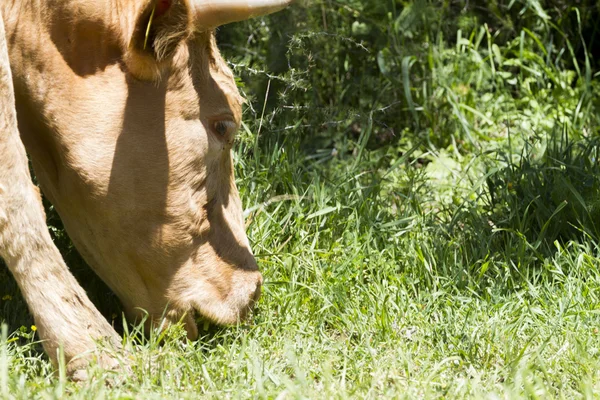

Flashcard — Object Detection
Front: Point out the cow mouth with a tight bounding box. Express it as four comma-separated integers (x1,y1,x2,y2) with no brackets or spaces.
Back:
190,303,259,338
173,290,260,341
162,270,262,340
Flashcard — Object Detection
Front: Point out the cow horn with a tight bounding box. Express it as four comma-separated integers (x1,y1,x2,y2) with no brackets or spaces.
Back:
192,0,294,29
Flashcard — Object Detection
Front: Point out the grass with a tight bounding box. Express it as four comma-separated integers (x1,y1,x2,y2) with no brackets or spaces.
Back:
2,0,600,398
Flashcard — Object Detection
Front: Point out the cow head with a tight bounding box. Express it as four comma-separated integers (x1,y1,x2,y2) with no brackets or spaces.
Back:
10,0,292,339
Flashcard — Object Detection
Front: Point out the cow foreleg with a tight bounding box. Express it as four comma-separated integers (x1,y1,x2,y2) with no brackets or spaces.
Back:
0,14,121,379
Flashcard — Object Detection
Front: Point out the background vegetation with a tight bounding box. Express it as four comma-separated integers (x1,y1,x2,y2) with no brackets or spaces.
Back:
1,0,600,397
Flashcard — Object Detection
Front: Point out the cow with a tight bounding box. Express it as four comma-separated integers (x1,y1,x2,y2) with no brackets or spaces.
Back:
0,0,293,378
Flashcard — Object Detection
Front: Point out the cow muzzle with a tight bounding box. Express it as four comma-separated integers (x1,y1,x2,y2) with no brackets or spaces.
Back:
165,264,263,340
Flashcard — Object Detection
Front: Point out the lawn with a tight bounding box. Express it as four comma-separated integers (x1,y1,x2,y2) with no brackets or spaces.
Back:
1,0,600,398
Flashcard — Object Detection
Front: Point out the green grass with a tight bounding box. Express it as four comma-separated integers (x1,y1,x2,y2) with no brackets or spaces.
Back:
2,0,600,398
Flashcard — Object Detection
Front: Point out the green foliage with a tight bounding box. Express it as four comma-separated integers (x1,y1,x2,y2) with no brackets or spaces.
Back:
220,0,598,152
1,0,600,397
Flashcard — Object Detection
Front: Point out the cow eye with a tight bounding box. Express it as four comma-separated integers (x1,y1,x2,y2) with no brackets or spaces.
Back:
213,120,236,137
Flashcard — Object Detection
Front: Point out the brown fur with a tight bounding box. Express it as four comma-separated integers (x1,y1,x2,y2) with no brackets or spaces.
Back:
0,0,264,376
0,9,121,378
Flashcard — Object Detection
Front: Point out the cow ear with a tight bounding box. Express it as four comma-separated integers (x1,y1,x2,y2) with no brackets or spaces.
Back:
126,0,192,80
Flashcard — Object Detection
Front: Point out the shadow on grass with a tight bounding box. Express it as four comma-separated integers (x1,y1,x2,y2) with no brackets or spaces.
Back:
444,130,600,290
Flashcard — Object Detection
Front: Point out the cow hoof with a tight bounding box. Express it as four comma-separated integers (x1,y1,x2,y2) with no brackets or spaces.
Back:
70,369,89,382
70,368,127,387
66,351,125,383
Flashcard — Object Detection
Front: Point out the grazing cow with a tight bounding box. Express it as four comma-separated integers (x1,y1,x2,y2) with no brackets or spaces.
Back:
0,0,292,377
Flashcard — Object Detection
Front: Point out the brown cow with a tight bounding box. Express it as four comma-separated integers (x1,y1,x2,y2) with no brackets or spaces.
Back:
0,0,292,378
